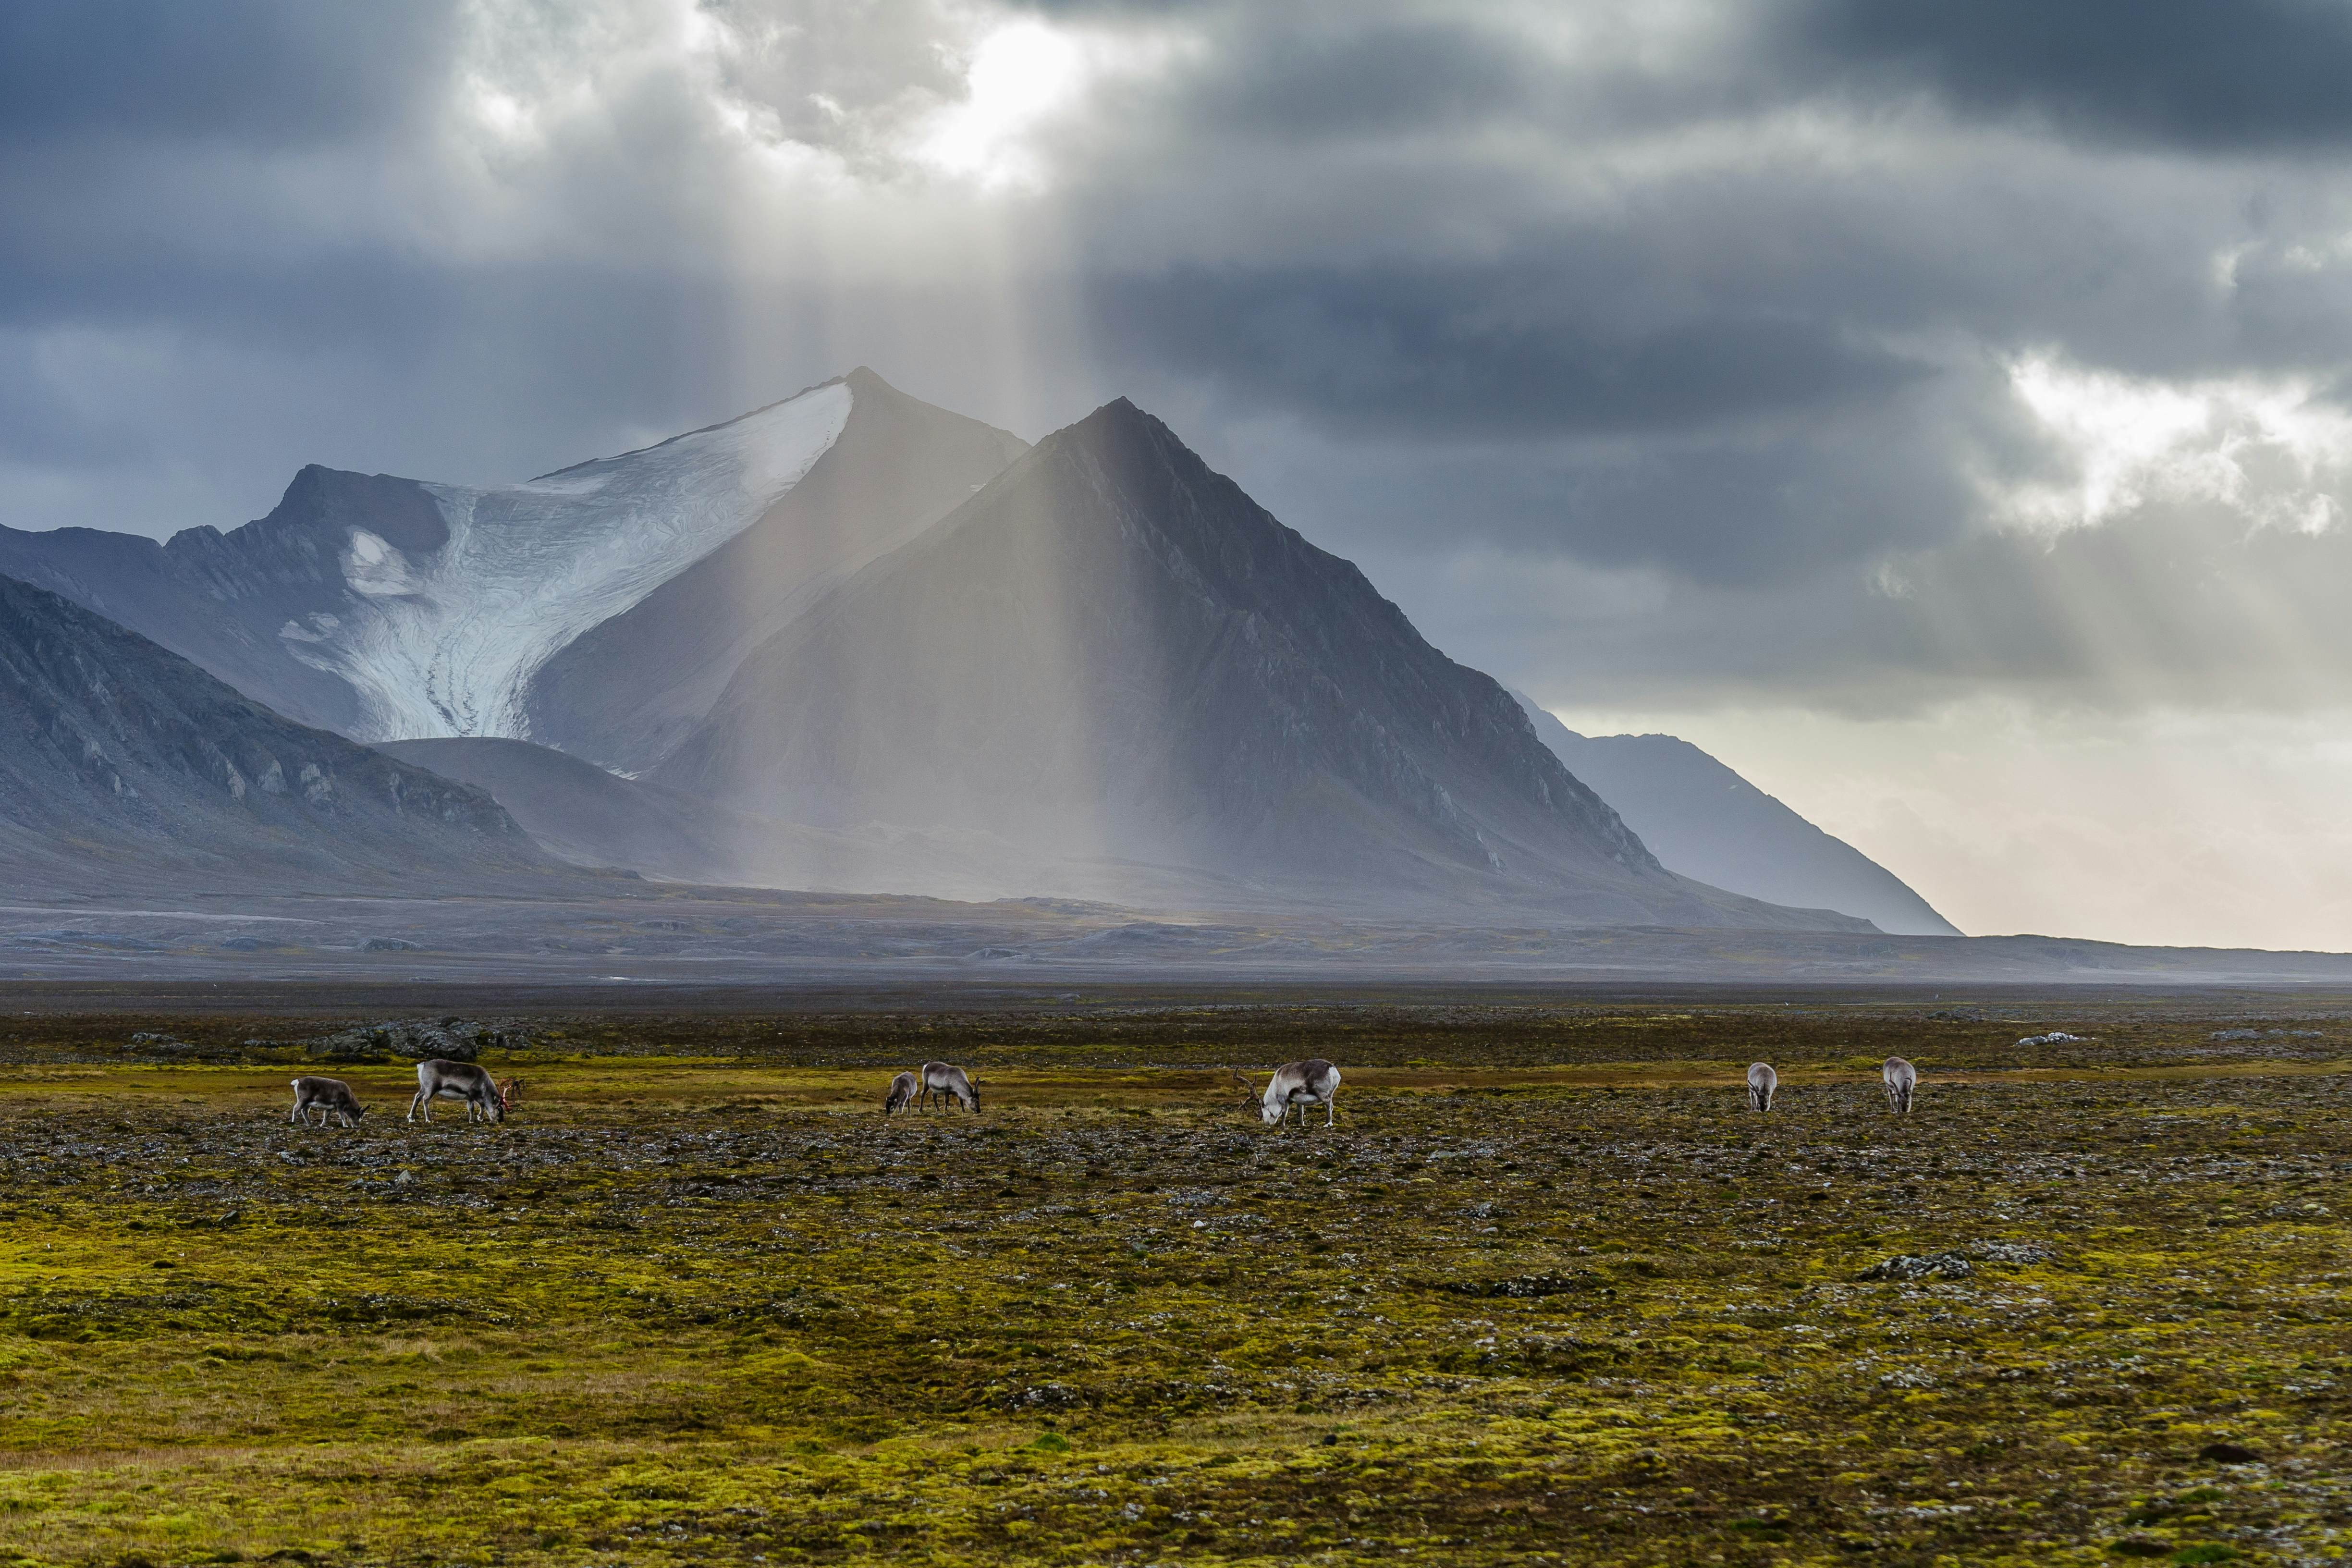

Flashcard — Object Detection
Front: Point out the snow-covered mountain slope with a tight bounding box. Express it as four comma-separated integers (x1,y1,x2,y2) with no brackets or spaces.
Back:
1512,694,1962,936
297,381,850,738
0,371,1024,754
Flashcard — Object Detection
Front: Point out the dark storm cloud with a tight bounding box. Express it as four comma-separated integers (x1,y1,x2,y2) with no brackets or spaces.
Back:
1323,416,1982,589
1098,265,1926,440
3,0,2350,718
1185,19,1534,139
0,1,461,147
1788,0,2352,151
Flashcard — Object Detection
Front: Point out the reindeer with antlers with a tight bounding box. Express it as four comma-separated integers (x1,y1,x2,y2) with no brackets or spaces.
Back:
1234,1060,1341,1129
407,1059,518,1124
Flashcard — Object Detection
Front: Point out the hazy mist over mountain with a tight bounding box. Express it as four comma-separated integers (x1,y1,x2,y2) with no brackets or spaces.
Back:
7,1,2352,947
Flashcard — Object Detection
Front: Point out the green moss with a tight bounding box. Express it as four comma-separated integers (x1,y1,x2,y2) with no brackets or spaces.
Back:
0,1011,2342,1564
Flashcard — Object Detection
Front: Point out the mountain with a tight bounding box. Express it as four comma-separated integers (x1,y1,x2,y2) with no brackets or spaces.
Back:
0,574,563,897
0,370,1894,930
649,398,1874,928
0,369,1025,761
1512,695,1961,937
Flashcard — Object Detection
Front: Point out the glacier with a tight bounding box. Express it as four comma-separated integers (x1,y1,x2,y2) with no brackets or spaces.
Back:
287,381,853,740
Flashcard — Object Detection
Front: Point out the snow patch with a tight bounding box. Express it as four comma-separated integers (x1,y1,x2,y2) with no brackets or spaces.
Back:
293,382,852,739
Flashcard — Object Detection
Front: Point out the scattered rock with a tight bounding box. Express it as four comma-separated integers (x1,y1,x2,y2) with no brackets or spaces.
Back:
1970,1241,2054,1265
1012,1383,1079,1409
1859,1252,1972,1282
2016,1032,2090,1046
1441,1271,1588,1298
360,937,421,952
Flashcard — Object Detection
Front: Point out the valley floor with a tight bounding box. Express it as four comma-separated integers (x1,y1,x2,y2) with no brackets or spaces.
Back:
0,999,2345,1566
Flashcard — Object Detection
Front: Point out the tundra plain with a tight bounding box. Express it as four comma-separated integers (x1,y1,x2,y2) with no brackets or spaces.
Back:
0,992,2345,1567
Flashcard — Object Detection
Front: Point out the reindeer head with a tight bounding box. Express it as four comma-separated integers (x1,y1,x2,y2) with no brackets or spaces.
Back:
967,1078,980,1113
1233,1068,1272,1122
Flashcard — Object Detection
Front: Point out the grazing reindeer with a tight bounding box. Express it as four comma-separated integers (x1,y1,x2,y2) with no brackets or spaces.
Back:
1234,1061,1341,1128
1746,1062,1777,1113
408,1059,507,1124
884,1070,919,1115
919,1061,979,1112
1882,1056,1918,1115
290,1076,365,1128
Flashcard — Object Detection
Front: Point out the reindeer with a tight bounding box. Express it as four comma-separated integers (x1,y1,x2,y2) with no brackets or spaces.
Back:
407,1059,509,1124
918,1061,979,1112
1746,1062,1777,1113
884,1070,919,1115
290,1076,365,1128
1234,1060,1341,1128
1882,1055,1918,1115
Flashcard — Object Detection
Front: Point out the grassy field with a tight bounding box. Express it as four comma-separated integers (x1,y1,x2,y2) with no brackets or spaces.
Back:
0,999,2345,1566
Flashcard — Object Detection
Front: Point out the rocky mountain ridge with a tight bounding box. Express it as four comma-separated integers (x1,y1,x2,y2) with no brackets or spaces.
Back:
0,573,566,897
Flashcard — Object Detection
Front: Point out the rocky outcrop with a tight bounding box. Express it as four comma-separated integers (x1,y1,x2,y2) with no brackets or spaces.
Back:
306,1018,529,1064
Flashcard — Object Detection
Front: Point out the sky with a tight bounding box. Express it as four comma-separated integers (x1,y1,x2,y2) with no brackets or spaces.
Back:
7,0,2352,949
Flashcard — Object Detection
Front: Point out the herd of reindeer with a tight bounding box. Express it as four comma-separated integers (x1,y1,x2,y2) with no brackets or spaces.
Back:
288,1053,1925,1130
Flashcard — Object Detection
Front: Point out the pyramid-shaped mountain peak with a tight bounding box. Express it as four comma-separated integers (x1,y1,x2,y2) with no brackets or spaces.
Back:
651,400,1861,924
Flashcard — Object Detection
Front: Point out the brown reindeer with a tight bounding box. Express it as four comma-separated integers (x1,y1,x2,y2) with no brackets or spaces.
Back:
408,1059,506,1124
290,1077,365,1128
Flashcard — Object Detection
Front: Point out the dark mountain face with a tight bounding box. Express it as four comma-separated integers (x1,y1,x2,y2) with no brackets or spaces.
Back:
0,574,561,896
0,369,1025,758
653,400,1872,927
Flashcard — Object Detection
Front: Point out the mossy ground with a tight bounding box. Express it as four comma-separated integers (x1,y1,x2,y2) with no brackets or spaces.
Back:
0,1001,2345,1565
